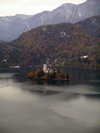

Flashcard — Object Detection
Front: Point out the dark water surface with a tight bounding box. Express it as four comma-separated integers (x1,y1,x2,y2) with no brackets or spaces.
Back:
0,68,100,133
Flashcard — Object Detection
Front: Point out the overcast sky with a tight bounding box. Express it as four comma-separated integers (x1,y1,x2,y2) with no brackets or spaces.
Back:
0,0,87,16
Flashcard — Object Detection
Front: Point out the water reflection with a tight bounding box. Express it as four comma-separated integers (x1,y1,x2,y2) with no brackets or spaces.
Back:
0,68,100,133
28,78,69,86
84,94,100,100
27,89,60,96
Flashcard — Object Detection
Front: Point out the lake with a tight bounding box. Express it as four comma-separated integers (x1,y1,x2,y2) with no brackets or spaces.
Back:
0,67,100,133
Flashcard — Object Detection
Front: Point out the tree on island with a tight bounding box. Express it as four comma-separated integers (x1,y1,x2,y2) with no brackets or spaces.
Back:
28,68,69,80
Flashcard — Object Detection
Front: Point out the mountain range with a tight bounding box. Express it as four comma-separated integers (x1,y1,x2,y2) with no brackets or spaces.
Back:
0,15,100,68
0,0,100,41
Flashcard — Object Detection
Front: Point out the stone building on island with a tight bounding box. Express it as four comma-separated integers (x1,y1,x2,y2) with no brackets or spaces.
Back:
43,64,52,73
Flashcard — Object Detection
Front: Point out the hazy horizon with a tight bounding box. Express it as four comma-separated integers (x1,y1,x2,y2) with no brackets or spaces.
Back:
0,0,87,17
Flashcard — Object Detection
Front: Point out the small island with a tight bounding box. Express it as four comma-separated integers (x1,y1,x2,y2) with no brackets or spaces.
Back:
28,64,69,80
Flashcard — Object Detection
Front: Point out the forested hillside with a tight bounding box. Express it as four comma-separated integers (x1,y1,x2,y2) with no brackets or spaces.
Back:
0,0,100,41
0,16,100,69
77,15,100,38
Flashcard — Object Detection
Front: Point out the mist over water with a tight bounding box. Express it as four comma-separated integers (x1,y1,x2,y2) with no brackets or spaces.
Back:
0,68,100,133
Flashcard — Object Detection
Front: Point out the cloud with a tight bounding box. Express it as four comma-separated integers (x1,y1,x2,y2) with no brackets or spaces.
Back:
0,0,21,5
0,0,87,16
0,4,57,16
21,0,87,7
0,0,87,7
0,0,87,5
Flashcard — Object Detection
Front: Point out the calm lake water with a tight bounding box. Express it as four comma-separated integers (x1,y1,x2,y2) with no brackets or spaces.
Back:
0,67,100,133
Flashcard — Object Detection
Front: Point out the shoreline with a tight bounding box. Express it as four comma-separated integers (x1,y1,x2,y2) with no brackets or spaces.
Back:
28,77,69,81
